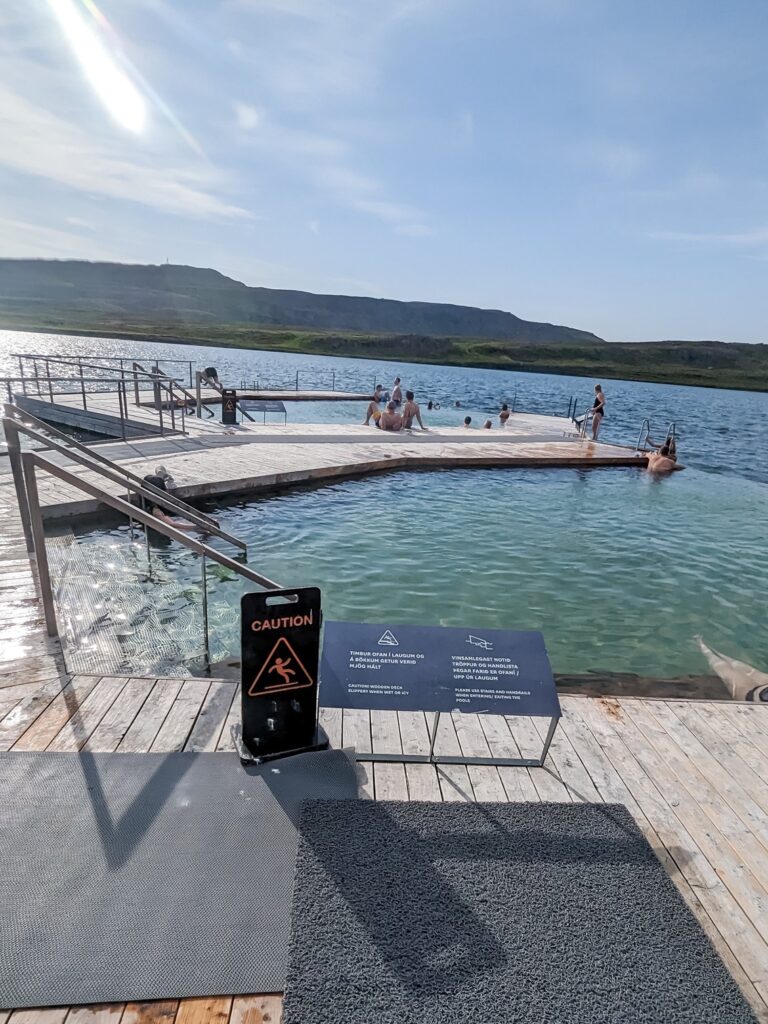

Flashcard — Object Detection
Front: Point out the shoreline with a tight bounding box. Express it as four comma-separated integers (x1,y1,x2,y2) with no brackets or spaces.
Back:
2,320,767,394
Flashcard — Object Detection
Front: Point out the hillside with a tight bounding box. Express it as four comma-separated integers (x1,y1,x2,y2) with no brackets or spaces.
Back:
0,259,602,345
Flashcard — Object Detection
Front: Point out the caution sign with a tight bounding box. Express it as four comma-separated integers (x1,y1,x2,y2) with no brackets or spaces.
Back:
221,387,237,425
241,587,324,760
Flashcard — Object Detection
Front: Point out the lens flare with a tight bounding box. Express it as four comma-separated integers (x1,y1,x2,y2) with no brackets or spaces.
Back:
47,0,146,132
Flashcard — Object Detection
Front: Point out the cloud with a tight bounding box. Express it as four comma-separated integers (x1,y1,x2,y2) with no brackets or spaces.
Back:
0,86,249,220
649,226,768,245
234,102,261,131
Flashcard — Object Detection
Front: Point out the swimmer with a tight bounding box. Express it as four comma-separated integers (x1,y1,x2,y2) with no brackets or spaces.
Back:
483,419,492,429
499,403,510,427
646,440,679,474
463,415,472,428
142,475,196,531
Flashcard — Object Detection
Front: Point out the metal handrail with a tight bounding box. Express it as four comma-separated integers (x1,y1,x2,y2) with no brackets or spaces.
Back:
131,360,213,416
19,450,280,666
2,406,247,553
636,418,651,452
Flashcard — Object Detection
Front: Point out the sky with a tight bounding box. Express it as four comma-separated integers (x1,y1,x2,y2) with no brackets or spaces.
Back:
1,0,766,342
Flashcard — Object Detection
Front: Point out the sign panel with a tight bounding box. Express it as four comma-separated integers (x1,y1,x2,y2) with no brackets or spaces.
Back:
221,388,237,425
241,588,322,758
239,400,287,413
320,621,560,718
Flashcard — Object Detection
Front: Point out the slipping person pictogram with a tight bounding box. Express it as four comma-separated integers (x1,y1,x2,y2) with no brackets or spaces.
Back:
248,635,314,696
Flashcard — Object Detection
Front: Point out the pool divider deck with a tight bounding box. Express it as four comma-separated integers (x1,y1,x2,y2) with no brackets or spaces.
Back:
0,674,766,1022
0,416,649,521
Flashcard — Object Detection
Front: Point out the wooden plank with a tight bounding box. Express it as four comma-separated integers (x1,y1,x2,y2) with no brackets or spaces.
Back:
624,700,768,911
6,677,98,752
215,691,241,752
7,1010,68,1024
478,714,540,802
561,697,768,1020
47,677,128,752
120,1003,178,1024
340,709,373,798
405,763,443,801
228,995,283,1024
66,1006,124,1024
318,706,342,748
453,713,507,801
82,678,155,752
173,997,232,1024
185,681,237,752
437,765,474,802
370,710,408,800
531,714,601,803
579,699,768,984
118,679,184,752
151,679,210,752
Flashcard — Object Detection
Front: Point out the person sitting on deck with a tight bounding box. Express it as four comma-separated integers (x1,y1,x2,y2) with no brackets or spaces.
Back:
360,387,385,428
499,404,510,427
401,391,427,430
379,401,403,431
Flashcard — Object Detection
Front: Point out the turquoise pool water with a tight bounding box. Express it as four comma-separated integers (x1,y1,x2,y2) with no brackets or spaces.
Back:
69,466,768,680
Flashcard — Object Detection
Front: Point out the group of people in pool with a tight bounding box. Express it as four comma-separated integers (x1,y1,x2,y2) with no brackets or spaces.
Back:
363,376,515,433
586,383,679,473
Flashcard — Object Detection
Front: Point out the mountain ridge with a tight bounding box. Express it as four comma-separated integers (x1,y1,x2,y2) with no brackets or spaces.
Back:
0,258,602,345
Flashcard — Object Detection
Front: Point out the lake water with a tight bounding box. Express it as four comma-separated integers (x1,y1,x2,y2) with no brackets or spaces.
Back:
2,328,766,680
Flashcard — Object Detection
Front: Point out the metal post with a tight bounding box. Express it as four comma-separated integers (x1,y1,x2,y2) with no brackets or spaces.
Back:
132,363,140,407
20,454,59,637
332,371,335,391
46,360,54,403
79,361,87,411
33,358,41,396
5,419,34,553
195,371,202,418
428,711,441,761
18,356,27,395
118,381,127,441
295,370,299,392
539,716,559,767
188,361,193,387
201,554,211,671
169,384,176,432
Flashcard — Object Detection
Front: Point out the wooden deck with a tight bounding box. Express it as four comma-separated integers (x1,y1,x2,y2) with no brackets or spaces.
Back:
0,415,648,521
0,677,767,1022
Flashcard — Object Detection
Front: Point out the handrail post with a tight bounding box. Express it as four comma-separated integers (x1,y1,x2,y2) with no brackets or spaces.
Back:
20,454,59,637
296,370,299,392
119,380,127,441
46,359,54,403
33,358,40,397
5,418,34,553
132,363,141,406
18,356,27,395
169,383,176,432
195,371,203,418
201,554,211,671
79,359,87,411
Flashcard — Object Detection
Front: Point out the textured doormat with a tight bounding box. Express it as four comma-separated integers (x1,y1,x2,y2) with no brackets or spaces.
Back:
283,801,757,1024
0,749,358,1008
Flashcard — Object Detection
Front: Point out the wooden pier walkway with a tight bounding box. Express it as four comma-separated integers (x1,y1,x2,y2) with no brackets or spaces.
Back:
0,674,766,1022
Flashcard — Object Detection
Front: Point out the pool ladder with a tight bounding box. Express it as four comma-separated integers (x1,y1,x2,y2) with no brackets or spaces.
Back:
636,419,677,452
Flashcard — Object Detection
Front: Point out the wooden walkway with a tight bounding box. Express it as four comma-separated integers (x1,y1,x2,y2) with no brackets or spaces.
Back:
0,678,766,1021
0,416,648,521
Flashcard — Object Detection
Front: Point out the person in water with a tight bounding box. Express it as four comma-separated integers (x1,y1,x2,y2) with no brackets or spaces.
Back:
391,377,403,406
591,384,606,440
379,401,403,431
141,475,196,531
499,404,510,427
463,415,472,428
483,419,492,429
401,391,427,430
646,439,678,473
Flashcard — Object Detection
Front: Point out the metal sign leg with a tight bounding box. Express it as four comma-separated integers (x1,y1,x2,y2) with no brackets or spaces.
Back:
428,711,441,762
539,715,559,767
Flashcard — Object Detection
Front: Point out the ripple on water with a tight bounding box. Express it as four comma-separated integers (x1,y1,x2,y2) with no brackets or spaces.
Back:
69,466,768,679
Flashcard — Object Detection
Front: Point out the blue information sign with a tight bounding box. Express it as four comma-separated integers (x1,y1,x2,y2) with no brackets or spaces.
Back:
320,621,560,719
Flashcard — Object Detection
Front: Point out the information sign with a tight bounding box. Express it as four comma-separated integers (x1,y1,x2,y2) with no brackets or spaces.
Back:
319,621,561,766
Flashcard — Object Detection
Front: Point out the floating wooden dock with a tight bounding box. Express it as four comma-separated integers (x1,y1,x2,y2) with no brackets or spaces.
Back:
0,673,766,1021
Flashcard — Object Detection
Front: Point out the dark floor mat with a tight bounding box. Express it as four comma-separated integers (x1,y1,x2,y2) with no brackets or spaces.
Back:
283,800,756,1024
0,749,358,1008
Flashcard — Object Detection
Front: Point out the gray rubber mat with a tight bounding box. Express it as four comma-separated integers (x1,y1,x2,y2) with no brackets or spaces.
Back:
283,801,757,1024
0,750,358,1008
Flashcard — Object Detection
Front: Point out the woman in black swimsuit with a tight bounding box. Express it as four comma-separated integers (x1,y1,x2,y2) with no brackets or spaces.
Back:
591,384,606,440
